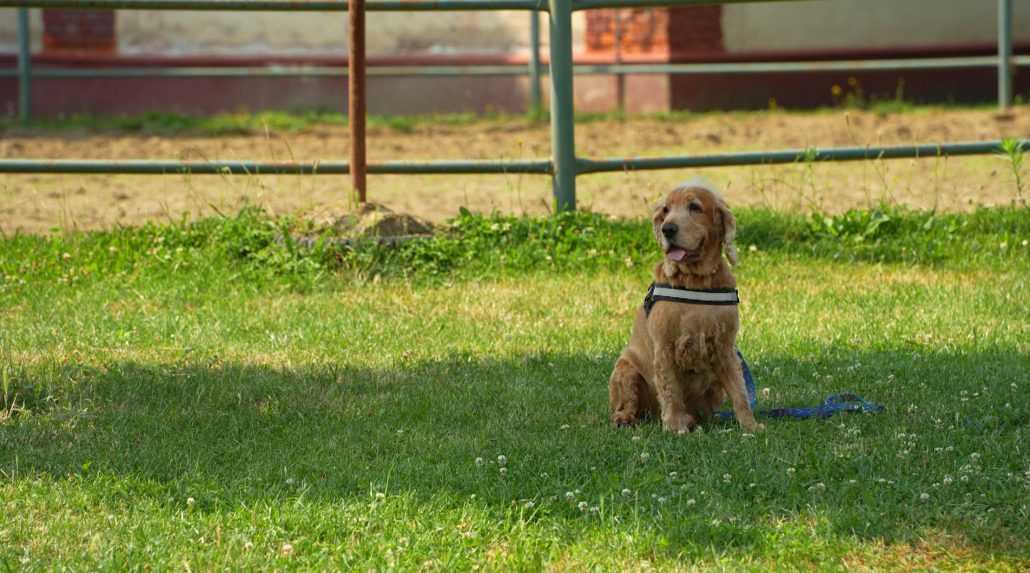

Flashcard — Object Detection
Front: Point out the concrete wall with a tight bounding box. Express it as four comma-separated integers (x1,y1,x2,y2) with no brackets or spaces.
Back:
0,10,585,55
723,0,1030,52
3,2,1029,56
0,9,42,52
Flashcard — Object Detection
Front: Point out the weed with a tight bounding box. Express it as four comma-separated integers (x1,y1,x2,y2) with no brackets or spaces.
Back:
999,138,1026,204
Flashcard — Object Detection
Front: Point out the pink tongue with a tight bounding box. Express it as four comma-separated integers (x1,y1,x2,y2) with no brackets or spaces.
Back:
666,248,688,262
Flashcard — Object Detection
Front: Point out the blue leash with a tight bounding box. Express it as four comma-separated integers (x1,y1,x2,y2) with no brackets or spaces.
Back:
714,351,885,422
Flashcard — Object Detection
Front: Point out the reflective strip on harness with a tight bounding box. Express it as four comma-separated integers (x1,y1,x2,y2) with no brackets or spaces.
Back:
651,286,739,304
643,282,739,316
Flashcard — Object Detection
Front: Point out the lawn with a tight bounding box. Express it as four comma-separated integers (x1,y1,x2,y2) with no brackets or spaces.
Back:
1,206,1028,571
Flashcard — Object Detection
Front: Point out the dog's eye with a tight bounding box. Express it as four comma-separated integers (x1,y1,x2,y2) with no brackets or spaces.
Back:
688,202,703,213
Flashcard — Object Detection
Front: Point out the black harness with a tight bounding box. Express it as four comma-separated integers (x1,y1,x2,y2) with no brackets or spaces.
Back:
642,282,740,317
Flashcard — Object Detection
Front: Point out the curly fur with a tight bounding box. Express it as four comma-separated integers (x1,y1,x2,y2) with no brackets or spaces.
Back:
608,182,762,434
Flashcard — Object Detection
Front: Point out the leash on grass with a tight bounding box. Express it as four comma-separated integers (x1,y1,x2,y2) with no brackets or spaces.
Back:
713,351,886,422
641,283,884,422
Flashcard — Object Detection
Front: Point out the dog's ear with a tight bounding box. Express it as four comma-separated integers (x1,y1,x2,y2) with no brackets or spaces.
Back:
651,197,667,240
716,196,738,265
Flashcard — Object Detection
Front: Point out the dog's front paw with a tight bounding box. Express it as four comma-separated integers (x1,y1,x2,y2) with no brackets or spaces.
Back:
662,413,697,434
612,412,638,427
742,422,766,433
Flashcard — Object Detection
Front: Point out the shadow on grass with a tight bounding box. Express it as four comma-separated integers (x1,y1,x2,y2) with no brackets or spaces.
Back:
2,347,1027,559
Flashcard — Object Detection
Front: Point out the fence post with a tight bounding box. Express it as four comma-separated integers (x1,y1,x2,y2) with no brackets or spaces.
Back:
349,0,367,203
614,10,625,113
17,7,31,124
548,0,576,211
529,9,542,117
998,0,1013,110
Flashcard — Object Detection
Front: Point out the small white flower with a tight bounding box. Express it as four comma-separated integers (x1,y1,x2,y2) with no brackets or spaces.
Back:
560,424,570,430
589,506,600,514
375,492,385,500
920,493,930,502
244,541,254,550
669,471,678,478
497,455,507,466
575,489,581,495
499,467,507,475
281,543,294,556
621,488,632,497
943,475,953,485
786,468,796,475
970,453,981,462
631,436,641,442
686,498,696,506
748,244,758,252
640,452,650,461
285,478,295,486
186,497,195,507
475,457,484,466
657,497,667,504
577,501,588,512
565,491,575,500
722,473,732,482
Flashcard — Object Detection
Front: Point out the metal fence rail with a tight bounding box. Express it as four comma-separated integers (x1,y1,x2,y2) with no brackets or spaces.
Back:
2,140,1026,175
2,0,1027,212
6,56,1030,79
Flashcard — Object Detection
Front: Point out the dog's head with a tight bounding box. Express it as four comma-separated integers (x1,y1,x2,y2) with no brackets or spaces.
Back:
652,182,737,271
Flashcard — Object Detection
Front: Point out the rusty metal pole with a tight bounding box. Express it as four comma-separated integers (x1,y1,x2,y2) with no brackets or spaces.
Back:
349,0,367,203
613,10,625,114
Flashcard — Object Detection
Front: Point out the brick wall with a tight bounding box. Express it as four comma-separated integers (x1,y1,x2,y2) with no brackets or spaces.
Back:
584,7,724,56
42,10,116,53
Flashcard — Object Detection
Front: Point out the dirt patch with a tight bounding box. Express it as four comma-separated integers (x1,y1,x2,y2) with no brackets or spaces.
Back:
306,202,434,238
1,106,1028,234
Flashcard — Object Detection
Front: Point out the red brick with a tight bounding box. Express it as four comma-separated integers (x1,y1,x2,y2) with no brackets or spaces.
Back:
43,9,116,54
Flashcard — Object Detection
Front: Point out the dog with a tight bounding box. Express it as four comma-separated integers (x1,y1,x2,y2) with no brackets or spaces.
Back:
608,181,763,434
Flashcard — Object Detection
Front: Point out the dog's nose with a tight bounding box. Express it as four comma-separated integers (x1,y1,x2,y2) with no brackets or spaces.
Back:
661,223,678,238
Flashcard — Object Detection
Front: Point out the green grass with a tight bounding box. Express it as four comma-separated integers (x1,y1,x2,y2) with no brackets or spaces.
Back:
0,99,1006,136
1,207,1028,571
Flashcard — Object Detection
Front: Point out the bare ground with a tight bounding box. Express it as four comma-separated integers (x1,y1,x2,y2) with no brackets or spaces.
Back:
1,106,1027,234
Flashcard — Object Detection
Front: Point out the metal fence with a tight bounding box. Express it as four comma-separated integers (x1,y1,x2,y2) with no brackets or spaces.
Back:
1,0,1027,211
